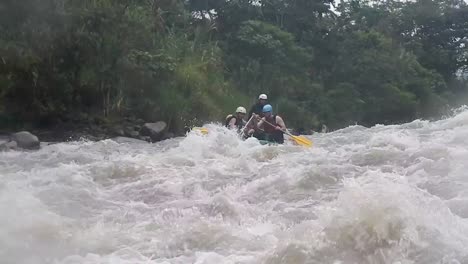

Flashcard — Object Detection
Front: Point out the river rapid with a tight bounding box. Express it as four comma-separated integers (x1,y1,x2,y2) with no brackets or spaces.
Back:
2,108,468,264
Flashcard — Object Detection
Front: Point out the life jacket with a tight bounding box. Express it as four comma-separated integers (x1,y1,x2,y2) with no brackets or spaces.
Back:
263,115,278,133
225,114,245,130
262,115,284,143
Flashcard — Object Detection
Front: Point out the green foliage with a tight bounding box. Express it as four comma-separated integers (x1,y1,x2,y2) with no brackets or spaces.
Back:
0,0,467,133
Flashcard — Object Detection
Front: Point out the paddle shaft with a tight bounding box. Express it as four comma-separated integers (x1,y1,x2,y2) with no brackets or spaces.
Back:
240,115,255,138
262,119,289,135
262,119,312,147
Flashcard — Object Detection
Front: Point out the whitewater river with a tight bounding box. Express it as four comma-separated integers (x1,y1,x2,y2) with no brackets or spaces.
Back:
2,108,468,264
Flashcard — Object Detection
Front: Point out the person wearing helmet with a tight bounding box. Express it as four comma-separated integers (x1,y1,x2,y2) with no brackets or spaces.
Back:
248,94,268,120
225,106,247,131
257,104,286,144
245,94,269,138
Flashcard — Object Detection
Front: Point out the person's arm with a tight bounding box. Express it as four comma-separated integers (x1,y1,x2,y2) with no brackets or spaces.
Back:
229,117,237,129
275,116,286,130
257,117,265,130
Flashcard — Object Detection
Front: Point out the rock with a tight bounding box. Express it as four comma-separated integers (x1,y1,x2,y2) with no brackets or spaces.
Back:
124,127,139,138
0,144,6,152
84,135,99,141
129,131,139,138
139,136,151,142
0,141,17,151
162,132,175,140
140,121,167,141
111,137,147,144
112,127,125,136
7,141,17,149
321,124,328,133
11,131,40,150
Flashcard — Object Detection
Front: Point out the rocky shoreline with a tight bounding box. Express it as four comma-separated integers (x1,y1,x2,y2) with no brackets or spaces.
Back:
0,131,40,151
0,118,181,151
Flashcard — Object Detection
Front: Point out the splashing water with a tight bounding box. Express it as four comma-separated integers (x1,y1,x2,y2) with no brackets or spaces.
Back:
2,108,468,264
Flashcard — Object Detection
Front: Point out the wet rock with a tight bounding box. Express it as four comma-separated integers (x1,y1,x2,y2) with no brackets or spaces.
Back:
112,127,125,136
140,121,167,141
129,131,139,138
162,132,175,140
139,136,151,142
0,141,17,151
11,131,40,150
124,127,139,138
84,135,99,141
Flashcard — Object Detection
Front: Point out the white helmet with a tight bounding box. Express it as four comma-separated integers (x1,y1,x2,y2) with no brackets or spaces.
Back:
236,106,247,114
258,94,268,100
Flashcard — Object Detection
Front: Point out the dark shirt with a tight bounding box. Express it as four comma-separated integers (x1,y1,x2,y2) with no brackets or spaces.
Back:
248,103,264,119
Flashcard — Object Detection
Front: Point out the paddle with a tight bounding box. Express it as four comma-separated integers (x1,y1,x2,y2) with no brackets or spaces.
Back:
262,119,312,147
240,115,255,138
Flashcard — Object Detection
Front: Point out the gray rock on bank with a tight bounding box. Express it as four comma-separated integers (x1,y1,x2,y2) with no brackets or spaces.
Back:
0,131,40,151
0,140,17,151
140,121,167,142
11,131,40,149
124,126,139,138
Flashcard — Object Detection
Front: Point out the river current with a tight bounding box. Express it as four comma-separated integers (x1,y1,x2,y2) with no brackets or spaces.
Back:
2,108,468,264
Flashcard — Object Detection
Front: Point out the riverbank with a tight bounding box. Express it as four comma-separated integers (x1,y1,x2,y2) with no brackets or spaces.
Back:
0,115,184,148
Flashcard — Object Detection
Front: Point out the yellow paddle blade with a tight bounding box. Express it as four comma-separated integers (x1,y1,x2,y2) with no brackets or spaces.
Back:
290,135,312,147
193,127,209,135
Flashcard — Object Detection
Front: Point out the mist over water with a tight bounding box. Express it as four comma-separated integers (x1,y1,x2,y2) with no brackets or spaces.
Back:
2,108,468,264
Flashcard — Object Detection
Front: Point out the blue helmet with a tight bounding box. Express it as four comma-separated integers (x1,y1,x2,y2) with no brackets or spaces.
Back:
262,104,273,113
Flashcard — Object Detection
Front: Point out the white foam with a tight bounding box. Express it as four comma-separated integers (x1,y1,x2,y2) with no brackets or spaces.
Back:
2,109,468,263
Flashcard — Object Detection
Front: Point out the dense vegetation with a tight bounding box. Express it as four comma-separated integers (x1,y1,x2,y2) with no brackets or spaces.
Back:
1,0,467,134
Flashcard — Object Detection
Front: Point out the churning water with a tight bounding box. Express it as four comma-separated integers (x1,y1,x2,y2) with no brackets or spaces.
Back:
2,108,468,264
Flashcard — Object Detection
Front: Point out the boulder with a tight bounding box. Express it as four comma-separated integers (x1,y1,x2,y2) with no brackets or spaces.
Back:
112,127,125,136
129,131,139,138
124,127,139,138
11,131,40,150
162,132,175,140
139,136,151,142
140,121,167,141
0,141,17,151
